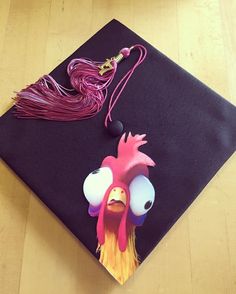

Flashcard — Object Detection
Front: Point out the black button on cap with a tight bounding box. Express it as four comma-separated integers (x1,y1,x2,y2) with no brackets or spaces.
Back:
107,120,124,137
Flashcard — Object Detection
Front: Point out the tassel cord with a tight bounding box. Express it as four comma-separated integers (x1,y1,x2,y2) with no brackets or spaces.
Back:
105,44,147,127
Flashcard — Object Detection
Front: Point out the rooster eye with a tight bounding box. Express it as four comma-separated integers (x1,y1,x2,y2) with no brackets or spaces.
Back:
129,175,155,216
83,167,113,207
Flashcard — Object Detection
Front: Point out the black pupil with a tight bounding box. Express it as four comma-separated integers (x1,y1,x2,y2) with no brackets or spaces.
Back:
92,169,100,174
144,200,152,210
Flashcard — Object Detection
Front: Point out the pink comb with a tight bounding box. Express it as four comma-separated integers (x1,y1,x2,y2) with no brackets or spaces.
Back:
118,132,156,168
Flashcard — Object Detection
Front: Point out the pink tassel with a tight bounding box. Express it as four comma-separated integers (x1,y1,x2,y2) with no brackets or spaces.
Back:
14,45,147,122
14,59,117,121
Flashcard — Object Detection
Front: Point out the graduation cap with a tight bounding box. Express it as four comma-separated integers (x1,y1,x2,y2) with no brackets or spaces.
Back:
0,19,236,284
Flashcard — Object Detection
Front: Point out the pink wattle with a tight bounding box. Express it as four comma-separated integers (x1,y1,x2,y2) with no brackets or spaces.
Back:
96,192,109,245
96,185,130,252
117,194,130,252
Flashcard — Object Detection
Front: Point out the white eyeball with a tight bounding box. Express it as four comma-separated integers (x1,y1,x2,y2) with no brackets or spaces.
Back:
129,175,155,216
83,167,113,207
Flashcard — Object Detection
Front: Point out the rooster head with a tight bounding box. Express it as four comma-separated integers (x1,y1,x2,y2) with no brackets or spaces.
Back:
83,133,156,251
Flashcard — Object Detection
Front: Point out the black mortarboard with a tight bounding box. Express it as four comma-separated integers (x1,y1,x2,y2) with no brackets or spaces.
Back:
0,19,236,284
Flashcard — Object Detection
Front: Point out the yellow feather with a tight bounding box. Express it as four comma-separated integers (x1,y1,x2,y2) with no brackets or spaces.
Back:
97,224,139,284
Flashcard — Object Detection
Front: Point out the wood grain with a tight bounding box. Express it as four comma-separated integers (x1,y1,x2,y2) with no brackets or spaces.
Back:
0,1,236,293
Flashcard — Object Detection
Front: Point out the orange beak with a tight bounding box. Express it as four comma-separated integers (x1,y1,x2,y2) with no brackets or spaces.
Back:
106,187,127,213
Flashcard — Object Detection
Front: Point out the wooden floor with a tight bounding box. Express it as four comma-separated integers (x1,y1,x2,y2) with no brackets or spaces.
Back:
0,1,236,293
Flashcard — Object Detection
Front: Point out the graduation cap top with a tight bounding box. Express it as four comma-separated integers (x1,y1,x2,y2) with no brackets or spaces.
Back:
0,19,236,284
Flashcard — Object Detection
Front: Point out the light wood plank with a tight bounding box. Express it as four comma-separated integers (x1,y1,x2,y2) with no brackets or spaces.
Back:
177,1,236,293
0,161,30,294
0,1,34,293
0,0,11,58
0,1,235,293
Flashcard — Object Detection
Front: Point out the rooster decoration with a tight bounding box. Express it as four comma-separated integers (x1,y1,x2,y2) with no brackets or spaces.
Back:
83,132,156,284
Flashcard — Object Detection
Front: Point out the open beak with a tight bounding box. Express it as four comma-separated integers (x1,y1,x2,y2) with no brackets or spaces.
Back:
106,187,127,213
